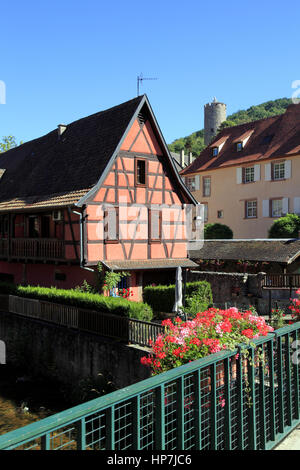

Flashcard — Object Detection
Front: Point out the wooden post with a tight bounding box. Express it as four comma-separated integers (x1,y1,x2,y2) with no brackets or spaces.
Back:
182,268,187,308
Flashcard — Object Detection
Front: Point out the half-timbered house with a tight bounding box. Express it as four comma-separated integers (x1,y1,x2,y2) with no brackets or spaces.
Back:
0,95,198,300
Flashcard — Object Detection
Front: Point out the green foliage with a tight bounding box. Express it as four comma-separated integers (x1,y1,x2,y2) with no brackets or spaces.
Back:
204,223,233,239
184,281,213,317
0,282,153,321
268,213,300,239
168,130,205,156
75,264,130,296
168,98,292,156
270,307,286,330
0,136,22,153
103,271,129,292
143,281,213,314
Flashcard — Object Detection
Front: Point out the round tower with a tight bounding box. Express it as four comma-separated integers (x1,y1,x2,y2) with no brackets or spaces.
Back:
204,97,226,146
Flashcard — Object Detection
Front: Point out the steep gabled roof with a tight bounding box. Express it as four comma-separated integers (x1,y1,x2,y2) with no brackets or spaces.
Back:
0,95,196,212
0,96,144,211
181,103,300,175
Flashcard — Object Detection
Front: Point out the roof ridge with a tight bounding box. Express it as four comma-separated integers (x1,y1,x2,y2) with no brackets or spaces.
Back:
67,95,145,127
215,112,282,137
0,95,145,157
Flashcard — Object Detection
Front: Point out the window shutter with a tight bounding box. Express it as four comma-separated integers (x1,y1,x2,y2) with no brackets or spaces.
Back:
265,163,271,181
285,160,291,179
194,175,200,191
282,197,289,215
294,197,300,214
236,167,242,184
254,164,260,181
262,200,269,217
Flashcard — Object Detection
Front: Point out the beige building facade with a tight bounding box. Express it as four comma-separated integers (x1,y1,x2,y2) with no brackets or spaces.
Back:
181,104,300,238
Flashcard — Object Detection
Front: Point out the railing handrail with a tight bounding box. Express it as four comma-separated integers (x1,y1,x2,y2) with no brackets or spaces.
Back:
0,329,278,450
6,294,164,347
0,321,300,450
262,273,300,288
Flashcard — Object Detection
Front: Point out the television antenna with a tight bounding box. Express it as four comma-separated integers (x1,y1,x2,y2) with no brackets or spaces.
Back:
137,73,158,96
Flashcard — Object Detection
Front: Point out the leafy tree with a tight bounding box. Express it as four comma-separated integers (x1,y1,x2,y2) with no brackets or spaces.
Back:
0,135,22,153
268,213,300,239
204,223,233,239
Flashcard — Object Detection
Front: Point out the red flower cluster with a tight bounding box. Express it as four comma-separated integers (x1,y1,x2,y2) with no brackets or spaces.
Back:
289,290,300,321
117,287,134,298
141,307,273,375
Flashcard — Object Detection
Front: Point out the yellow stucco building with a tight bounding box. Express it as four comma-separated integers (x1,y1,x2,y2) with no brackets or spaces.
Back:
181,103,300,238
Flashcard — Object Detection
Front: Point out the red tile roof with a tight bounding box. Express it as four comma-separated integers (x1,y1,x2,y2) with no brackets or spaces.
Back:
181,103,300,175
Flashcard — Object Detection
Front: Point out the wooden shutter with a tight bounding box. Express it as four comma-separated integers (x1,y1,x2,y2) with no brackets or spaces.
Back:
236,167,242,184
265,163,271,181
294,197,300,214
285,160,291,179
262,200,269,217
254,164,260,181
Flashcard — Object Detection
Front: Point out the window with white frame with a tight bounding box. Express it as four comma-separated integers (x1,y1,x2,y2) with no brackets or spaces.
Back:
273,162,285,180
271,199,283,217
245,200,257,218
203,177,211,197
244,166,255,183
212,147,218,157
185,176,196,192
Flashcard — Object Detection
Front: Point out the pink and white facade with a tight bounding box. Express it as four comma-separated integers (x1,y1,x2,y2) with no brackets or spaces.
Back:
0,95,198,300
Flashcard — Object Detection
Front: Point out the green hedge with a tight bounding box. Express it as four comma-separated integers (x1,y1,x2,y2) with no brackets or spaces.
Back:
143,281,213,315
0,282,153,322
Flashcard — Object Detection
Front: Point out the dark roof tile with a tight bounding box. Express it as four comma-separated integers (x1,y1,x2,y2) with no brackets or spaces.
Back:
0,96,144,210
189,239,300,264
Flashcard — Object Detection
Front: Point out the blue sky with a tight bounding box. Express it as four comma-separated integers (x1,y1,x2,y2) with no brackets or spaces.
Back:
0,0,300,146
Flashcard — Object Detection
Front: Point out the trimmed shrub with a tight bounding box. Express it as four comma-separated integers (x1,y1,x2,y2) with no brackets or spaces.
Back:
268,213,300,238
143,281,213,314
0,282,153,322
204,223,233,239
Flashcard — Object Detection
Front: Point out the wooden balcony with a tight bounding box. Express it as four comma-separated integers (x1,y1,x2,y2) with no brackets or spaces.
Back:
262,273,300,290
0,238,65,261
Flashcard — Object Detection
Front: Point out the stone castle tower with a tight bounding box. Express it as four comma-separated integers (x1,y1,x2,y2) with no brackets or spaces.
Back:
204,97,226,146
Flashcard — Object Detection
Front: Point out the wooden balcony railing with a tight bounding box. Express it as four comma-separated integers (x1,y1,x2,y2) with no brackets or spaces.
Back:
0,238,65,261
262,273,300,290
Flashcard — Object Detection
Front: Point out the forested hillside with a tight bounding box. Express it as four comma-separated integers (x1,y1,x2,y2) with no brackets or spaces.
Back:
168,98,292,156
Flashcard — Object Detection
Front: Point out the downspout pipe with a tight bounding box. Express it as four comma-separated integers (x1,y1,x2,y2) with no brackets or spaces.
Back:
71,207,94,273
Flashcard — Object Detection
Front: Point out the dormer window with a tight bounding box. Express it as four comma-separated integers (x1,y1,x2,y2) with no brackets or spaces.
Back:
209,137,228,156
233,130,253,152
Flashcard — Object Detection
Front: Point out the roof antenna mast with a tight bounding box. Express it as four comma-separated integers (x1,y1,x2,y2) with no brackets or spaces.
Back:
137,73,158,96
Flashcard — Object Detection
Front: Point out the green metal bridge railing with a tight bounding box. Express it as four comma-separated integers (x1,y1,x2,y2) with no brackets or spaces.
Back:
0,322,300,450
